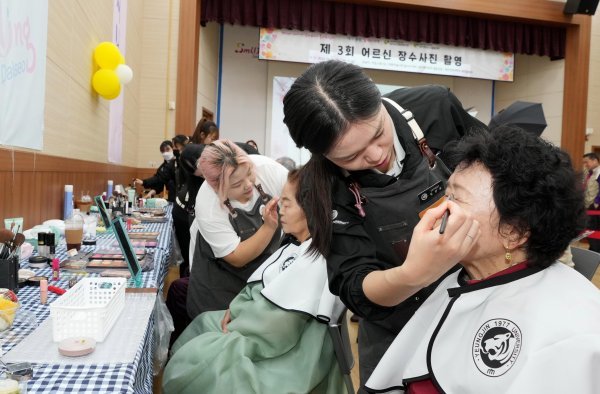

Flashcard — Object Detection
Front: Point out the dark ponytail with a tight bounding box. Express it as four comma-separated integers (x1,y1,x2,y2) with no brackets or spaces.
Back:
284,60,381,256
297,155,340,257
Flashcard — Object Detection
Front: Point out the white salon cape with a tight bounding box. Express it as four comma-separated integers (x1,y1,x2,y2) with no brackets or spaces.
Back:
248,239,346,323
366,262,600,394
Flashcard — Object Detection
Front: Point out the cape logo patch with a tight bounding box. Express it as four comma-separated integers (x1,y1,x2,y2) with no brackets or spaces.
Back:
279,253,298,272
472,319,522,377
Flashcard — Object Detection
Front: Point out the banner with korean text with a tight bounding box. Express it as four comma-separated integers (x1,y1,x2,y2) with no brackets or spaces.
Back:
0,0,49,150
259,28,513,82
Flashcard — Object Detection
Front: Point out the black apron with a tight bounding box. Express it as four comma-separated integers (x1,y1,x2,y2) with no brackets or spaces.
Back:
355,157,457,385
354,98,457,386
187,185,282,319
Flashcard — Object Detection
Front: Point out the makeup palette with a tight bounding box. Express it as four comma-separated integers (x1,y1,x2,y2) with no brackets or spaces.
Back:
127,232,159,240
92,249,145,260
86,260,129,269
110,240,156,248
60,259,88,271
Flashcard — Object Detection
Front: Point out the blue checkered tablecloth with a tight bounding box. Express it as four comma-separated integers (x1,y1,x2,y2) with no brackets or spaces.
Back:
1,205,174,393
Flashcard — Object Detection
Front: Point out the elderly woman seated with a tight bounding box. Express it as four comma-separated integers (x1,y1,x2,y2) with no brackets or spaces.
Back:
162,169,346,394
365,126,600,394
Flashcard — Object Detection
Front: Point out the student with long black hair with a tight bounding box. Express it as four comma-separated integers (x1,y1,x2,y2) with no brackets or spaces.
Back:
282,60,486,389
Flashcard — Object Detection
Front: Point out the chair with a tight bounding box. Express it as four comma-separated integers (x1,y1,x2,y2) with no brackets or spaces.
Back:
571,247,600,281
328,308,355,394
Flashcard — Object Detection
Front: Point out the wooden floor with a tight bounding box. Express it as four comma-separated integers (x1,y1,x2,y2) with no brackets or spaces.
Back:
155,242,600,394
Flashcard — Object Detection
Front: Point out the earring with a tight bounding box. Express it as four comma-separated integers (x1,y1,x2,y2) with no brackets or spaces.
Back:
505,249,512,265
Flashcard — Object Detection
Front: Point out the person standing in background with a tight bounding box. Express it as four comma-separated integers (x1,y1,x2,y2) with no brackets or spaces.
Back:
191,119,219,145
583,152,600,252
172,134,193,277
134,140,176,202
245,139,259,153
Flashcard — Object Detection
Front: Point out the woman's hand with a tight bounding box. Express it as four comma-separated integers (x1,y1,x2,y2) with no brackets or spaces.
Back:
401,200,480,287
363,200,480,307
262,197,280,230
133,179,143,186
143,190,155,199
221,309,231,333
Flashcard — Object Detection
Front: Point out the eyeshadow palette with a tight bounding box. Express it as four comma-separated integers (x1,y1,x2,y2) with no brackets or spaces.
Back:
110,240,157,248
127,232,160,241
91,248,145,260
60,259,88,271
138,215,168,223
86,259,129,269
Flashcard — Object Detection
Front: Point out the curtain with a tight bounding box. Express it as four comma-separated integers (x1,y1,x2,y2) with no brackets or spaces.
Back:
201,0,565,59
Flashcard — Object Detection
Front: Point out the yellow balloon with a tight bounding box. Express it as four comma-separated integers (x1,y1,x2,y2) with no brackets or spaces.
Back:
119,53,125,65
94,42,122,69
101,85,121,100
92,69,121,99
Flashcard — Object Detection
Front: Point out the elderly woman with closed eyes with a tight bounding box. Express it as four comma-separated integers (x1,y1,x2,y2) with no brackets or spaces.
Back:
365,127,600,394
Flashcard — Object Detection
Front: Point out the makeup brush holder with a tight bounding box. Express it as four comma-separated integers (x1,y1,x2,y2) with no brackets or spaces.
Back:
0,255,19,294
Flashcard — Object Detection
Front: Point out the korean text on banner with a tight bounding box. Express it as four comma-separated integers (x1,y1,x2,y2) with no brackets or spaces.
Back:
259,28,514,82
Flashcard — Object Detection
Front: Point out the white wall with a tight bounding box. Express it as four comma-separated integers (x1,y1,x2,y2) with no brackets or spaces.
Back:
219,25,268,149
196,22,220,123
494,54,565,147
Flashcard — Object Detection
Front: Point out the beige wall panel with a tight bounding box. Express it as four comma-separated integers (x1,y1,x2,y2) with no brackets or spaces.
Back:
40,0,145,167
144,0,179,20
141,19,170,65
43,61,77,154
75,0,113,38
137,0,179,167
140,77,168,110
46,1,73,70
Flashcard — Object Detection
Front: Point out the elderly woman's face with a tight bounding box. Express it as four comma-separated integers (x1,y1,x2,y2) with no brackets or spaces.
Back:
446,162,505,264
279,180,309,240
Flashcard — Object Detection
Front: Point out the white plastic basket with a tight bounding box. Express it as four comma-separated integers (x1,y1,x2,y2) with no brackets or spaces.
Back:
50,277,126,342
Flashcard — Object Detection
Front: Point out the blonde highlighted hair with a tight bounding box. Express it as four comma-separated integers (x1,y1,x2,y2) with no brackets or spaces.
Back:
199,140,254,201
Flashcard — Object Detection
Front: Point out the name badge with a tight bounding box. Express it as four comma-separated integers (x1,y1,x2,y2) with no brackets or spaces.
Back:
417,180,444,206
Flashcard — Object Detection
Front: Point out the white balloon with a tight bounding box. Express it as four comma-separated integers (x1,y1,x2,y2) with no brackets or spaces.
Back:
115,64,133,84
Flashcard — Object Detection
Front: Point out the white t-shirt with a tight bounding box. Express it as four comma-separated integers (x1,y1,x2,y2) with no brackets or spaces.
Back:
194,154,288,258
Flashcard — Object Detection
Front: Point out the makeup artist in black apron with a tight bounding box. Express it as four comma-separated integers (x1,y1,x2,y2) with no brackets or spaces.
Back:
186,140,287,319
283,60,487,390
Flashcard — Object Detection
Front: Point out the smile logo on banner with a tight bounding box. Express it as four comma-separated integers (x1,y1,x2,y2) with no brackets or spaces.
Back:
472,319,522,377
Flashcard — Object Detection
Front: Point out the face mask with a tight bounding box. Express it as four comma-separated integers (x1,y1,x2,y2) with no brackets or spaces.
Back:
173,149,181,158
162,151,174,161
